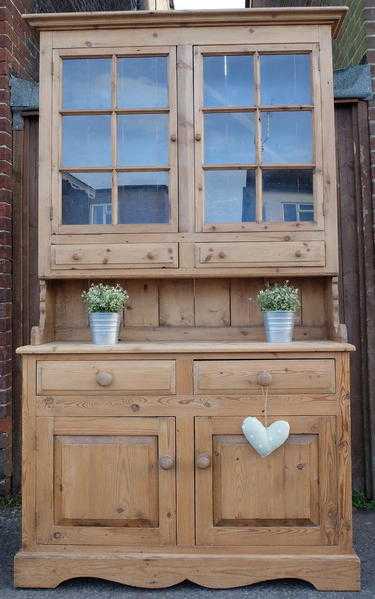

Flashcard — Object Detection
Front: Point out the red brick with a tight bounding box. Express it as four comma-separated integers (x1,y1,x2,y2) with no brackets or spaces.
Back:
0,204,11,218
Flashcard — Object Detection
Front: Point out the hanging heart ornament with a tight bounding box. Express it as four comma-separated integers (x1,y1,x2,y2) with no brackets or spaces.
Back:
242,417,290,457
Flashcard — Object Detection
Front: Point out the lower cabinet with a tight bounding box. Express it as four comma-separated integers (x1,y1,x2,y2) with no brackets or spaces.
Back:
36,416,176,546
195,416,337,546
35,412,338,548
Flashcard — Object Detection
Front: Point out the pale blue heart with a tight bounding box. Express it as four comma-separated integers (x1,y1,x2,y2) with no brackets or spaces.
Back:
241,417,290,457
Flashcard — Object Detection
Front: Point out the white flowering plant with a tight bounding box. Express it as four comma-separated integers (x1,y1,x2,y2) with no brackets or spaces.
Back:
256,281,300,313
81,283,129,313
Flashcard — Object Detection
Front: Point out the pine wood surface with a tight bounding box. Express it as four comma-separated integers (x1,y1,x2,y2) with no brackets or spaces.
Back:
16,8,359,592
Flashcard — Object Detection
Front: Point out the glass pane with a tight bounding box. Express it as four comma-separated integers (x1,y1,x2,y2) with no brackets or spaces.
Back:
62,115,111,168
117,56,168,108
261,112,312,164
118,172,169,224
263,169,314,222
260,54,312,106
62,58,112,110
204,113,255,165
203,55,254,107
62,172,112,225
205,169,256,224
117,114,168,166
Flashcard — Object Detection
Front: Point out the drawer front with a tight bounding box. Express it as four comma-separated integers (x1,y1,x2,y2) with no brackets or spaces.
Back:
195,241,325,268
52,243,178,269
194,359,335,395
37,360,176,395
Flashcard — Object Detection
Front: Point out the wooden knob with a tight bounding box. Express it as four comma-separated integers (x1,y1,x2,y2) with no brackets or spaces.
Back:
159,455,175,470
195,133,202,141
295,250,302,258
218,251,226,259
96,371,113,387
72,252,80,261
147,252,154,260
196,452,211,469
257,371,272,387
170,134,177,142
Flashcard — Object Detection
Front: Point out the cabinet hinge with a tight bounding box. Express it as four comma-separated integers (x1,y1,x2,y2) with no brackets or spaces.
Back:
49,206,53,221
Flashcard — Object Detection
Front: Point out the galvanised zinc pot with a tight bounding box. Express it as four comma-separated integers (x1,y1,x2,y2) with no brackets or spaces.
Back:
263,310,295,343
89,312,121,345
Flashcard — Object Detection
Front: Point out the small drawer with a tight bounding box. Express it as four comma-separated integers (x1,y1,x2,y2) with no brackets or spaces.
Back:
194,359,335,395
195,241,325,268
52,243,178,269
37,360,176,395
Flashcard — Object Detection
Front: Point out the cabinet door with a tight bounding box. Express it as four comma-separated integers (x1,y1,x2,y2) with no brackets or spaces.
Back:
36,417,176,546
195,416,337,546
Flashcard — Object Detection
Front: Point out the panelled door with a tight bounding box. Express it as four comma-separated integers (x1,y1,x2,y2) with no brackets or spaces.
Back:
36,416,176,546
195,416,338,546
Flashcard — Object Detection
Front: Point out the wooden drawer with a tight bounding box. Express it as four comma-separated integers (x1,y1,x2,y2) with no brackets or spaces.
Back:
195,241,325,268
37,360,176,395
194,359,335,395
51,243,178,269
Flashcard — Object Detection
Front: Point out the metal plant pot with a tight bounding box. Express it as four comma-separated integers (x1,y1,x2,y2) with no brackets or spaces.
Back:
263,310,295,343
89,312,121,345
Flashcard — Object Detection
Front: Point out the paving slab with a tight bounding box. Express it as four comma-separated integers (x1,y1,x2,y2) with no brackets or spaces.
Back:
1,508,374,598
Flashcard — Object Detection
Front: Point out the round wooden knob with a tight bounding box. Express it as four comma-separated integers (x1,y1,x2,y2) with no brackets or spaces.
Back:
218,251,226,259
195,133,202,141
295,250,302,258
170,134,177,142
96,371,113,387
159,455,175,470
72,252,81,261
257,371,272,387
196,452,211,469
147,252,154,260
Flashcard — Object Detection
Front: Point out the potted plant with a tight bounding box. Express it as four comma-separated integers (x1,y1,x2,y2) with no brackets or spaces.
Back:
82,283,129,345
256,281,300,343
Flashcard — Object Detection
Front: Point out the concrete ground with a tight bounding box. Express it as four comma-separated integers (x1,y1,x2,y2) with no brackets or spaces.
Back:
0,508,374,598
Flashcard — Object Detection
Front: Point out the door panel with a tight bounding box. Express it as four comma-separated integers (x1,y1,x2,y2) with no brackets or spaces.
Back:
37,416,176,546
195,416,337,546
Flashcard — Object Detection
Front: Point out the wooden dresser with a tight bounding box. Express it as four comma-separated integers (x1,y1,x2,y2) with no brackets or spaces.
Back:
15,7,360,591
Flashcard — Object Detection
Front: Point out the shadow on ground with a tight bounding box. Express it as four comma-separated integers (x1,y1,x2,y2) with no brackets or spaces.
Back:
1,508,374,598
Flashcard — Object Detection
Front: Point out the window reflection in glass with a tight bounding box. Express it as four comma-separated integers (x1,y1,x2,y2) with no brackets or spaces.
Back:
204,113,256,165
118,172,169,224
117,56,168,109
261,112,312,164
62,115,112,168
117,114,168,166
205,169,256,224
62,172,112,225
263,169,314,222
62,58,112,110
260,54,312,106
203,55,254,107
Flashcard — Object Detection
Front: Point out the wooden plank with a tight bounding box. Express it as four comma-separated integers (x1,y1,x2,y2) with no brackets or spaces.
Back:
177,45,194,234
194,280,230,327
159,280,195,326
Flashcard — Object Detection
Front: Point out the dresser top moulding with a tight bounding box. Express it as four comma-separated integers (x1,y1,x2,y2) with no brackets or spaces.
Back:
23,7,347,37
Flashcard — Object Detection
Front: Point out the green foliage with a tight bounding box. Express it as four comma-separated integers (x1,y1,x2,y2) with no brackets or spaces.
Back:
81,283,129,313
0,495,21,509
256,281,300,313
352,490,375,511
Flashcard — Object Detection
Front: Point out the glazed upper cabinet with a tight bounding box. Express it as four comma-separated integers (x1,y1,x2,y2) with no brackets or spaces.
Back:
38,14,338,277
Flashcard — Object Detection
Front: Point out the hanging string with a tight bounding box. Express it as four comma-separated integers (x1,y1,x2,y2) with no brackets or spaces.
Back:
261,385,269,428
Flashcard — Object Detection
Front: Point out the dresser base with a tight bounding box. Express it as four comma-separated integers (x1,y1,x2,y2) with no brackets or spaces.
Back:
14,550,361,591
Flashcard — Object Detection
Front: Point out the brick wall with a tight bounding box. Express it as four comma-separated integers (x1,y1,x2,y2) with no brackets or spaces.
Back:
252,0,367,70
0,0,38,494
